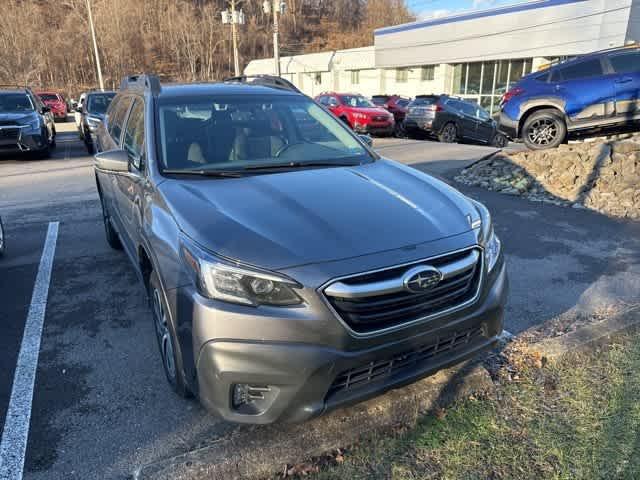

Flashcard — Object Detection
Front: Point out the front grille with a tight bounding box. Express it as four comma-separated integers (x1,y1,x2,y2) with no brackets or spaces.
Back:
324,248,482,334
0,128,19,140
0,120,19,127
328,326,484,397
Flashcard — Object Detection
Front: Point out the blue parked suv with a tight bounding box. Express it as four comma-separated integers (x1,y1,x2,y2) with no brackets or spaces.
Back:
499,45,640,149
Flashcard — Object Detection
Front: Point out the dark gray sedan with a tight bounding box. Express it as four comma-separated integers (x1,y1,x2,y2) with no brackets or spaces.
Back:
93,75,508,424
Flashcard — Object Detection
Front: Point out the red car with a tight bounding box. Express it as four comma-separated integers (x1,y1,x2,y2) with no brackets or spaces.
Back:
372,94,412,136
315,92,394,136
36,91,68,122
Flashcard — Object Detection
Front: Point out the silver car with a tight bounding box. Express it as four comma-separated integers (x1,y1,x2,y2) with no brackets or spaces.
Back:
93,75,508,424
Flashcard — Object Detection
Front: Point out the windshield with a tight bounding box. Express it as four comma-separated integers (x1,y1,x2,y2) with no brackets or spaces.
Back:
39,93,59,102
87,93,116,114
0,93,34,112
339,95,374,108
157,95,372,173
411,97,438,106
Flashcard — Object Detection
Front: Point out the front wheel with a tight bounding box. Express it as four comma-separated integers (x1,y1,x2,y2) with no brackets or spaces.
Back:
522,109,566,150
492,133,508,148
150,271,191,398
438,122,458,143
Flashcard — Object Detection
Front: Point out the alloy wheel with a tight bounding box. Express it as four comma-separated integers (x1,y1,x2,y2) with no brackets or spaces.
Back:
527,118,559,146
152,287,176,380
441,124,456,142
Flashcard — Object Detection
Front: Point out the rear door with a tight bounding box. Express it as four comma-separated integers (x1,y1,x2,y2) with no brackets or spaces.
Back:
113,97,146,257
607,50,640,121
456,101,480,139
554,58,615,124
474,105,495,143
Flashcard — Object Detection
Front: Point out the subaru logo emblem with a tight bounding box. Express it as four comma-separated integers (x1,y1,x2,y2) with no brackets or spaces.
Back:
403,266,442,294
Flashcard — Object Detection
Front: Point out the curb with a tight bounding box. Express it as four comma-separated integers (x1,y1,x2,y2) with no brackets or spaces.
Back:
134,361,494,480
528,306,640,360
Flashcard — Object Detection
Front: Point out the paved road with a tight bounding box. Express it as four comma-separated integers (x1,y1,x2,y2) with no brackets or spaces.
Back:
0,134,638,479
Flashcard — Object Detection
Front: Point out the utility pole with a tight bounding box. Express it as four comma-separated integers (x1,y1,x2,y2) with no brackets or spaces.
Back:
221,1,245,76
264,1,286,77
85,0,104,91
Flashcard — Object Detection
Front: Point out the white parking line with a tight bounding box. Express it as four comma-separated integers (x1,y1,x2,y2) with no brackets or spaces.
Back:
0,222,59,480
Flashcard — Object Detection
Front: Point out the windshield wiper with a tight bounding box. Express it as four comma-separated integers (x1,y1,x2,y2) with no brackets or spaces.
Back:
241,161,362,171
162,169,245,178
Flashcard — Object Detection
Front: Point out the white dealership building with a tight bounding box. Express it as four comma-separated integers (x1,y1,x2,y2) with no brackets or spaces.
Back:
245,0,640,113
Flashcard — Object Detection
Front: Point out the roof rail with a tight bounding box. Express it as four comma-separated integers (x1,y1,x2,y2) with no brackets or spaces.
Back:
223,75,301,93
119,74,161,96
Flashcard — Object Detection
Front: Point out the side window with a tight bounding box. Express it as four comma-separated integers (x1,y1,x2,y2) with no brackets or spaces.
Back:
609,51,640,74
108,96,132,145
459,102,477,117
559,59,603,81
122,99,145,170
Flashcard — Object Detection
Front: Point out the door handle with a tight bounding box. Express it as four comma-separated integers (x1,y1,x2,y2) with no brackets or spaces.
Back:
615,77,633,84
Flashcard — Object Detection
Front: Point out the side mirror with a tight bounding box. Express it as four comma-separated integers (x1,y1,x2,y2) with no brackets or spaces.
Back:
75,106,83,113
94,149,129,172
359,134,373,147
41,106,51,113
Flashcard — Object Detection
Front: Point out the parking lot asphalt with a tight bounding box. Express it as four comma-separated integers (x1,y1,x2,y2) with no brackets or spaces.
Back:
0,133,638,479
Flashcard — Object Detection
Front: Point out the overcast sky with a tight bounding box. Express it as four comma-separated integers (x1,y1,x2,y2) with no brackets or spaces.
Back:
408,0,532,20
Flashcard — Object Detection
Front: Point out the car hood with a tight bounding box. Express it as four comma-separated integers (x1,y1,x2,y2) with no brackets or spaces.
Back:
0,112,35,123
160,159,478,271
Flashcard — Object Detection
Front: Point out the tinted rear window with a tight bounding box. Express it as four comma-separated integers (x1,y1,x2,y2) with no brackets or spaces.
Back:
396,99,410,107
39,93,59,101
410,96,438,106
87,93,116,114
559,59,603,81
609,51,640,74
371,97,388,105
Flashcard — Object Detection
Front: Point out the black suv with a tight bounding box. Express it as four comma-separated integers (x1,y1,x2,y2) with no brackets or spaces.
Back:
0,86,56,158
77,90,117,153
499,45,640,149
404,95,507,147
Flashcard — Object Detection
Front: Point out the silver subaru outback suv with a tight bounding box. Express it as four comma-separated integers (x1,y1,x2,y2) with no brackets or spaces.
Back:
94,74,508,424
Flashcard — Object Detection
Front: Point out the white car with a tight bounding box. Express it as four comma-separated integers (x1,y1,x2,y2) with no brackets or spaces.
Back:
74,93,86,132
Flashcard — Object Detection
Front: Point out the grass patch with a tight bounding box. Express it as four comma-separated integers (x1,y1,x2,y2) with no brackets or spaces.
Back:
309,335,640,480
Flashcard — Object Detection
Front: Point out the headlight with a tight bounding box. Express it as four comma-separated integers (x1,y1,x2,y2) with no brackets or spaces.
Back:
21,116,40,131
180,235,303,307
86,115,101,131
470,199,502,273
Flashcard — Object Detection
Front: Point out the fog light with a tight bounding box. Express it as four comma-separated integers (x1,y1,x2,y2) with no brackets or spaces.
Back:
232,384,274,414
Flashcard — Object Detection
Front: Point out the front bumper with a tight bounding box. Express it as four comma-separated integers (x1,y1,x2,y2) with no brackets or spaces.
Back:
0,127,48,152
498,111,518,139
192,259,508,424
353,122,394,136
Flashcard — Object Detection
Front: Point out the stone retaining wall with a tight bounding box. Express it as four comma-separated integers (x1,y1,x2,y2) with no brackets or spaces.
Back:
456,134,640,220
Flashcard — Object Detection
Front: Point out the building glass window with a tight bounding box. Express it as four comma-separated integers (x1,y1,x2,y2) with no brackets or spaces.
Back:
466,62,483,94
495,60,509,95
396,68,408,83
509,59,526,86
481,61,495,96
421,65,435,81
452,64,467,94
350,70,360,85
314,72,322,85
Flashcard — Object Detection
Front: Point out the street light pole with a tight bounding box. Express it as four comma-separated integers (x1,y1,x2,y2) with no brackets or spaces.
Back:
222,1,245,76
264,1,285,77
85,0,104,91
272,0,281,77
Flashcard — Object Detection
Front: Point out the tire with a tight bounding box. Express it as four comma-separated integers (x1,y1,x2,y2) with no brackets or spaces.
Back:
50,128,56,149
99,194,123,250
394,122,407,138
438,122,458,143
492,133,508,148
149,270,191,398
0,217,5,257
522,109,566,150
32,144,51,160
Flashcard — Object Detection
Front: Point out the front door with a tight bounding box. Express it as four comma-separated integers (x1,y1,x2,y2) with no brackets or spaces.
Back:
608,50,640,122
